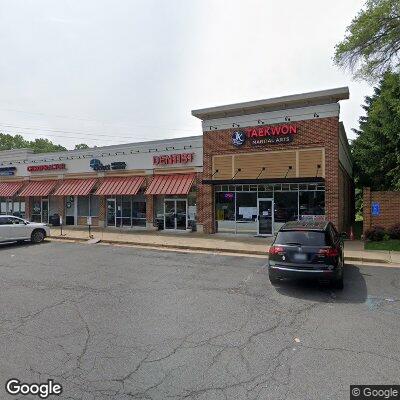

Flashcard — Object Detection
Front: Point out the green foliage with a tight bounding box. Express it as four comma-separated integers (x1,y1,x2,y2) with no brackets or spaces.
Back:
334,0,400,81
75,143,90,150
0,133,89,153
29,138,67,153
365,238,400,250
351,71,400,190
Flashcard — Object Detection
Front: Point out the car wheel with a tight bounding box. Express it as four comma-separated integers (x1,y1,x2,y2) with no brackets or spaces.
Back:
31,229,45,244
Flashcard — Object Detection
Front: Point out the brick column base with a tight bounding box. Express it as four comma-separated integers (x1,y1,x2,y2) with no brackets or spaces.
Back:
98,196,106,228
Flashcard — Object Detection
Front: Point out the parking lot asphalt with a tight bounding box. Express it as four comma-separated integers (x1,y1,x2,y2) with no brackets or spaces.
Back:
0,241,399,400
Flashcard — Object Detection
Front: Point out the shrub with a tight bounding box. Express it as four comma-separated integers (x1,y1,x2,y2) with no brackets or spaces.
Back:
364,226,386,241
388,223,400,239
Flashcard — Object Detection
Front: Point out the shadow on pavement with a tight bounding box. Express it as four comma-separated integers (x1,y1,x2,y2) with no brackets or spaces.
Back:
0,240,50,250
272,264,368,304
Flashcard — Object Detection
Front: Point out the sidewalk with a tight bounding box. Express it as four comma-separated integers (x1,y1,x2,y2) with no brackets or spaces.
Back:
48,227,400,265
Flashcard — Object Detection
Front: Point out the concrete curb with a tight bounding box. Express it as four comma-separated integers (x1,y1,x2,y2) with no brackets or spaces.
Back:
49,235,391,264
49,236,267,256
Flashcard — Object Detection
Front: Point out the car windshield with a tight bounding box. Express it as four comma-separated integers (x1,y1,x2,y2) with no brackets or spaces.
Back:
275,230,327,246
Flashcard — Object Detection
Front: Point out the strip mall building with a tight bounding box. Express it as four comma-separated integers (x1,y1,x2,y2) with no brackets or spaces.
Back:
0,88,354,235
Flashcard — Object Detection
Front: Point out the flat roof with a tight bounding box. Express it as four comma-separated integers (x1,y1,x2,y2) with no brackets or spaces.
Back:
192,87,349,120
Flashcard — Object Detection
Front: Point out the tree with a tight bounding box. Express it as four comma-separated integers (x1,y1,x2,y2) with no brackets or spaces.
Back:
74,143,89,150
0,133,67,153
351,71,400,190
334,0,400,81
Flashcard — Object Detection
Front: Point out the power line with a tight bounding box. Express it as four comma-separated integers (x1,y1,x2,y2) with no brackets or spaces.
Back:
0,106,199,132
0,122,198,142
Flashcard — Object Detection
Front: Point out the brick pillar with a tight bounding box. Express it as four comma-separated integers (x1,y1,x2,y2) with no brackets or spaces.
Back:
98,196,106,227
324,122,340,230
145,176,157,230
146,195,155,229
198,183,214,234
363,187,371,235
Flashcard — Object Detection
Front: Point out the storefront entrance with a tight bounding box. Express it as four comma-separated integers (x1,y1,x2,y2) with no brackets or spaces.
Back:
106,196,146,228
107,198,116,226
31,197,49,223
65,196,76,225
164,199,187,230
257,198,273,236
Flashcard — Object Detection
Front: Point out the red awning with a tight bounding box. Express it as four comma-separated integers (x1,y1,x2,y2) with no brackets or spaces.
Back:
0,181,25,197
95,176,145,196
145,174,195,195
19,180,58,197
53,178,97,196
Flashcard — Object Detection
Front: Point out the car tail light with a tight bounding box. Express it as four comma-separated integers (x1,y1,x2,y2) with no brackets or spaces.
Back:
318,247,339,257
269,245,284,255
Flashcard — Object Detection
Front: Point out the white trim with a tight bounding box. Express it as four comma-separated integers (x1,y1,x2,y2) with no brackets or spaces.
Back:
201,103,340,132
192,87,349,119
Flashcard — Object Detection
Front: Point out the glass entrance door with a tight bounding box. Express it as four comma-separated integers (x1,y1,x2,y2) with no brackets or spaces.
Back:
107,199,116,227
164,199,187,230
258,199,273,236
41,198,49,223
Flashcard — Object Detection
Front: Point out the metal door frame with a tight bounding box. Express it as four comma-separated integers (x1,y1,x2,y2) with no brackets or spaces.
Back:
41,197,49,223
106,198,117,227
164,198,188,230
257,198,274,236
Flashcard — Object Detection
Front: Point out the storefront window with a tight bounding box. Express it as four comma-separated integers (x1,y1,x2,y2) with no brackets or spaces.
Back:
0,197,25,217
235,192,257,235
214,183,325,235
78,197,90,216
91,196,99,216
299,191,325,218
274,192,298,232
0,198,6,214
187,191,197,229
215,192,235,233
77,195,99,217
107,195,146,228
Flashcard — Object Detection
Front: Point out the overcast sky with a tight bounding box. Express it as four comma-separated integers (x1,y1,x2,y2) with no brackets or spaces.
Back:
0,0,372,150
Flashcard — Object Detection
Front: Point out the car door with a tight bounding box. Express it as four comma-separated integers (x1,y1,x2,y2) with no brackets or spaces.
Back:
7,217,30,240
0,217,9,241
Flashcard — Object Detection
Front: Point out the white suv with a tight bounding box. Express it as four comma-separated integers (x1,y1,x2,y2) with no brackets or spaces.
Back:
0,215,50,244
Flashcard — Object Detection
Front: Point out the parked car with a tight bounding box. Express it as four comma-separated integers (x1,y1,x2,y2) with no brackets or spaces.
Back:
268,221,345,289
0,215,50,244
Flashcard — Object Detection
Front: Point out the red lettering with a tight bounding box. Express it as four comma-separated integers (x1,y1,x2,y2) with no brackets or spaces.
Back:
250,129,258,138
289,125,297,134
281,125,289,134
271,126,281,135
153,153,195,165
258,128,265,137
27,163,66,172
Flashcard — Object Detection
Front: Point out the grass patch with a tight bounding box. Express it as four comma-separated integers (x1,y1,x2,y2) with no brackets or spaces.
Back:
365,239,400,251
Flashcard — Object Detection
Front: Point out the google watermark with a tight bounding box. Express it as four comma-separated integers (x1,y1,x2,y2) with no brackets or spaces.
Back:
5,379,62,399
351,385,400,400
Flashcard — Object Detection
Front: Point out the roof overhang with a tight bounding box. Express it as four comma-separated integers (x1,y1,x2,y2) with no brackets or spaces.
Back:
192,87,349,120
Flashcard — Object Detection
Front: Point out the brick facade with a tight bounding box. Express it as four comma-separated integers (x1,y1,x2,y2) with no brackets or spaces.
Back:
363,187,400,234
198,117,353,233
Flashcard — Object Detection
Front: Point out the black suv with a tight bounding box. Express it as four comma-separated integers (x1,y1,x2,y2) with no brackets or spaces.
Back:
268,221,345,289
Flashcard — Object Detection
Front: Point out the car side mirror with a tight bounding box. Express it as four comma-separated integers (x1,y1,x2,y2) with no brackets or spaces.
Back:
24,221,29,225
